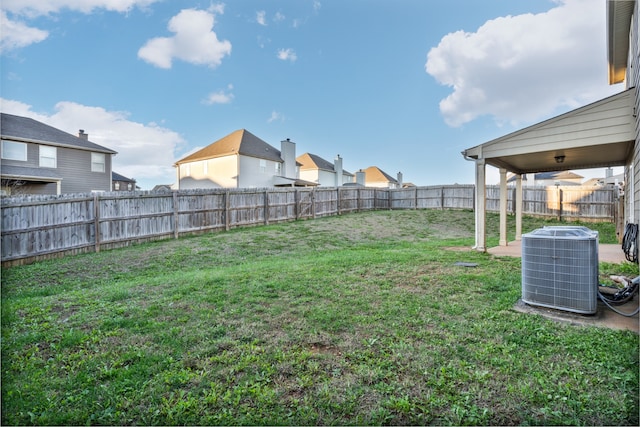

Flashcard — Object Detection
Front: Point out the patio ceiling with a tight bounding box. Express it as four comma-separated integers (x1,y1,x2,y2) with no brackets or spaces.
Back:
462,88,636,175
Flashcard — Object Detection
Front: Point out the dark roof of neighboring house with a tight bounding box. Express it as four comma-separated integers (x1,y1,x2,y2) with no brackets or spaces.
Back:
112,171,136,183
535,171,583,180
507,170,584,182
273,176,318,187
152,184,173,192
0,113,116,154
1,164,62,181
297,153,333,171
297,153,354,175
175,129,282,164
363,166,398,183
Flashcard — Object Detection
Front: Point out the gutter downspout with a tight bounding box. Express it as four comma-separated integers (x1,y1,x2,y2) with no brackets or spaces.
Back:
462,150,486,251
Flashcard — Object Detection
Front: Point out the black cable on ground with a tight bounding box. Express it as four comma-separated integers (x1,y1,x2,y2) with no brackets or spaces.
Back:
597,276,639,317
622,223,638,263
598,292,640,317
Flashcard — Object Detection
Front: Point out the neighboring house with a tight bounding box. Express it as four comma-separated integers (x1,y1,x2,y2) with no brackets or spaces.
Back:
112,172,137,191
174,129,316,189
507,171,584,186
297,153,354,186
0,113,116,196
151,184,173,192
461,0,639,250
361,166,402,188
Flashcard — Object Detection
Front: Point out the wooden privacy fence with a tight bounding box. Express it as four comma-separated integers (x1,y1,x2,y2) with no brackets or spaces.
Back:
1,184,617,265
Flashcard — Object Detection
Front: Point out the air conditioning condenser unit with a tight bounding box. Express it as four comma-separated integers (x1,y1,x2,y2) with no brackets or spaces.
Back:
521,226,599,314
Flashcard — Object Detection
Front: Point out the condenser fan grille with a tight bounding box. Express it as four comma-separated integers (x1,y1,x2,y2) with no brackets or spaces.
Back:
521,226,599,314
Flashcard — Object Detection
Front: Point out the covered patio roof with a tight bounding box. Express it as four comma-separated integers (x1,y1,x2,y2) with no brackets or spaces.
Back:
461,87,636,251
462,88,636,175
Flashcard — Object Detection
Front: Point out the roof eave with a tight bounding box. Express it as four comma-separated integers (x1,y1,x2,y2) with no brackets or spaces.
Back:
607,0,634,85
1,134,117,154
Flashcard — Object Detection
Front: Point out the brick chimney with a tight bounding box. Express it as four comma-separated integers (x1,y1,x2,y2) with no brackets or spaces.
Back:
78,129,88,140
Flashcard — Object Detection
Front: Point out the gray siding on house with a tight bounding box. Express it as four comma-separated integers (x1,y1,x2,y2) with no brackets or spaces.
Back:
58,147,112,193
631,0,640,224
1,113,115,195
2,142,112,193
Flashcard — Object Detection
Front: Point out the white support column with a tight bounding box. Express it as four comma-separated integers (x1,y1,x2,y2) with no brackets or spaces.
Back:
515,174,523,241
499,168,508,246
474,159,486,251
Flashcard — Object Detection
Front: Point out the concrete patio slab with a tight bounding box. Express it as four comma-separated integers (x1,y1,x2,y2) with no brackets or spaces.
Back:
487,240,629,264
485,241,638,333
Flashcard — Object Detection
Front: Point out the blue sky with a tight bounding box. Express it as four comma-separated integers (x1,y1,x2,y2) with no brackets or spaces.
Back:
1,0,625,190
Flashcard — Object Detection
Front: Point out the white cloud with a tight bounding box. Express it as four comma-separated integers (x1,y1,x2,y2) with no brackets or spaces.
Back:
203,84,234,105
425,0,620,128
1,0,159,16
1,0,159,53
0,98,185,189
0,11,48,52
274,12,285,23
277,48,297,62
138,8,231,69
256,10,267,26
267,111,284,123
257,35,270,49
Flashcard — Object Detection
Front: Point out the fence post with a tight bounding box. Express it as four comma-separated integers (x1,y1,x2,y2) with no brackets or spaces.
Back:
312,188,316,219
264,189,269,225
225,191,230,231
557,187,563,221
441,186,445,210
337,187,341,215
172,191,179,239
294,188,299,220
93,193,101,253
472,186,476,211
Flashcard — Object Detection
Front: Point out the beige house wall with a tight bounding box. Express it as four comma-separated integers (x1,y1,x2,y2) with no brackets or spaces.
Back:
299,169,354,186
237,155,282,188
298,169,320,185
177,156,239,189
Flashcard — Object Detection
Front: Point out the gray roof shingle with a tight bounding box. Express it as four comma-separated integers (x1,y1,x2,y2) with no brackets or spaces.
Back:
0,113,116,154
176,129,282,164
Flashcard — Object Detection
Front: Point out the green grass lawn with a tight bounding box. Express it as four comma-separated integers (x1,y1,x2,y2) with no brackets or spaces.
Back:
2,210,638,425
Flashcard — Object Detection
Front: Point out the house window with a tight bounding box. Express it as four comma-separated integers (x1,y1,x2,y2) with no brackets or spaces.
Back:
114,182,120,190
127,183,132,190
1,140,27,161
275,163,281,175
260,159,266,174
91,152,105,172
39,145,57,168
